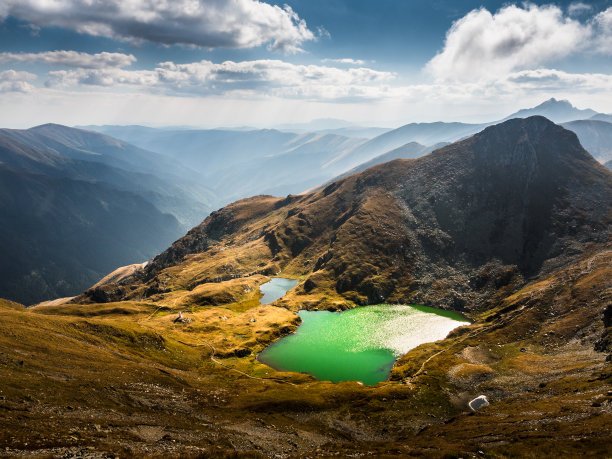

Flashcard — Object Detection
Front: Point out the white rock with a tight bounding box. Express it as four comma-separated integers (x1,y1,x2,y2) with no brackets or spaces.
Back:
468,395,489,411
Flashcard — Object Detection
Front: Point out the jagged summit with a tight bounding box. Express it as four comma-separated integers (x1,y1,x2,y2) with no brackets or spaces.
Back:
504,98,598,123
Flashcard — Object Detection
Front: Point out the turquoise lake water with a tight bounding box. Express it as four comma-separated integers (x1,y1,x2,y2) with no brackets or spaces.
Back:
259,277,298,305
258,304,470,385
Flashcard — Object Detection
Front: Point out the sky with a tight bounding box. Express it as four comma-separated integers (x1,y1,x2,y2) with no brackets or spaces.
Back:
0,0,611,128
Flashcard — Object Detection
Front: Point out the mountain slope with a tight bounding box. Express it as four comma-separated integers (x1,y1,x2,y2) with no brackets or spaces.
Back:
562,119,612,163
0,126,218,304
0,163,181,305
322,141,448,186
504,98,598,123
2,116,611,457
1,245,610,457
0,124,216,226
335,122,486,171
83,116,612,312
84,125,373,199
590,113,612,123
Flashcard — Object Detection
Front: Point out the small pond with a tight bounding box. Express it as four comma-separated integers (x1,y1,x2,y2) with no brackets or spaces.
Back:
259,277,299,305
258,304,470,385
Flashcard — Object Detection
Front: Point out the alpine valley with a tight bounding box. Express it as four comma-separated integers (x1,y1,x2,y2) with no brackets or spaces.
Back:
1,106,611,457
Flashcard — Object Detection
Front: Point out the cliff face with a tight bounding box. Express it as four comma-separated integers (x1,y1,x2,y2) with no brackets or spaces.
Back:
80,117,612,311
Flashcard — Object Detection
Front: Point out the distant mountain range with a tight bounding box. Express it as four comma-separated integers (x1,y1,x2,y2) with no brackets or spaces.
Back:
591,113,612,123
503,98,599,123
84,116,611,313
3,98,611,304
0,124,216,226
318,141,448,188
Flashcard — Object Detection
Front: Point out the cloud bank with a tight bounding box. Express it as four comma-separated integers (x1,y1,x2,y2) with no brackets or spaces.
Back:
426,4,612,82
0,51,136,69
0,0,316,52
44,59,395,100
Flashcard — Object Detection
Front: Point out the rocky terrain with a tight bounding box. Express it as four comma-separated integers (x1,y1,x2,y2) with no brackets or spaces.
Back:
82,116,611,312
0,116,610,457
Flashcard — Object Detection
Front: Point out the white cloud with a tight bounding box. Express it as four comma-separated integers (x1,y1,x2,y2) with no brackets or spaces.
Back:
426,4,591,82
47,68,158,88
0,70,36,92
0,0,316,53
592,7,612,54
568,2,593,16
0,51,136,69
321,58,366,66
44,59,396,100
506,68,612,91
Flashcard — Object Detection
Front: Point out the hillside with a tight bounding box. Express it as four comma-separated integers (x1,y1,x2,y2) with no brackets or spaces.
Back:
322,141,448,185
1,116,610,457
0,126,215,304
590,113,612,123
562,119,612,163
82,116,612,313
0,164,181,305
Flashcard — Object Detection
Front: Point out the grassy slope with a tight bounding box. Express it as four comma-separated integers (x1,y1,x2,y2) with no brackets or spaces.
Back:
0,246,610,457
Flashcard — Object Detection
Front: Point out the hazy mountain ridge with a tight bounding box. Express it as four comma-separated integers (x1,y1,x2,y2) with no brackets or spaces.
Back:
590,113,612,123
0,125,216,226
321,141,449,186
311,126,392,139
0,163,181,304
561,119,612,163
0,126,217,304
84,125,386,201
503,97,598,123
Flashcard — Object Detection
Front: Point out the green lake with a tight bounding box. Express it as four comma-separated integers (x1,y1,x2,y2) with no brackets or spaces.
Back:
258,304,470,386
259,277,298,305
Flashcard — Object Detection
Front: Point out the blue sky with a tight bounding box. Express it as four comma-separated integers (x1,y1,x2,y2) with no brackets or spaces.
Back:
0,0,610,127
